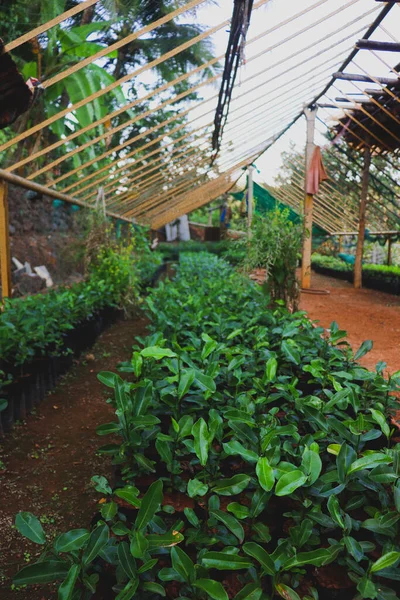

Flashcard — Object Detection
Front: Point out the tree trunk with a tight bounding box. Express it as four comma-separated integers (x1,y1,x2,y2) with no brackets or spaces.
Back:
354,145,371,289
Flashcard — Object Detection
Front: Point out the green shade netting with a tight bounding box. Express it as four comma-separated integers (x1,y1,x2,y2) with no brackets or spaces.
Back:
232,180,329,249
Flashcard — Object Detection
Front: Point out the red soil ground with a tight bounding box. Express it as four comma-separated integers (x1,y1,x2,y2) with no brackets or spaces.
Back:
299,271,400,374
0,316,148,600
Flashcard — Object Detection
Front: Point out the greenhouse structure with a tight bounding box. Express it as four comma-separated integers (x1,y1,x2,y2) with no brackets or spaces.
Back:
0,1,400,599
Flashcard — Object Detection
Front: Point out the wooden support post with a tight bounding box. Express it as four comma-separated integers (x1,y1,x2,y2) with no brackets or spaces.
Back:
0,178,12,300
387,236,393,266
301,107,317,290
247,165,255,238
338,235,343,254
354,145,371,289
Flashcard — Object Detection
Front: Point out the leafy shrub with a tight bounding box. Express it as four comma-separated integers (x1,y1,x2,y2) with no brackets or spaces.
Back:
239,210,303,310
15,254,400,600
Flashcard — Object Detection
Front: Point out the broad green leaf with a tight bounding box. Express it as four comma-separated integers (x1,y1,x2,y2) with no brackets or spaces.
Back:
115,486,141,508
369,409,390,438
97,372,119,388
0,398,7,412
223,440,258,463
233,583,263,600
178,368,196,399
227,503,250,520
15,512,46,545
138,559,158,574
101,502,118,521
184,507,200,527
337,443,356,483
142,582,166,596
275,470,307,496
135,480,163,530
192,418,209,466
354,340,373,360
195,372,216,393
212,474,251,496
132,351,143,377
250,489,269,518
146,531,184,549
284,548,335,569
141,346,177,360
58,564,80,600
116,579,139,600
171,546,195,583
130,529,149,558
265,357,278,382
348,453,392,474
82,523,109,565
344,536,364,562
357,575,377,599
91,475,112,495
194,579,229,600
96,422,120,436
201,333,218,360
281,340,300,365
256,457,275,492
118,541,137,579
187,478,208,497
301,449,322,484
243,542,275,575
55,529,90,553
276,584,301,600
202,552,253,570
210,510,245,543
13,561,69,585
327,495,345,529
370,552,400,573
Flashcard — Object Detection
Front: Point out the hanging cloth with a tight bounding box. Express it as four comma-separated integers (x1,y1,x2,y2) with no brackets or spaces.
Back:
0,38,41,129
306,146,329,195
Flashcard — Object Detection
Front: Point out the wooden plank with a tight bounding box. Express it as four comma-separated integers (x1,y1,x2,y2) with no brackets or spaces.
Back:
356,39,400,52
354,145,371,289
333,72,398,85
0,179,12,300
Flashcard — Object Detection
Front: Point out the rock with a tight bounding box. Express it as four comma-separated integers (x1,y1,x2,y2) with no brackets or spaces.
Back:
15,273,45,296
12,257,24,270
9,223,16,235
24,262,33,275
34,265,53,288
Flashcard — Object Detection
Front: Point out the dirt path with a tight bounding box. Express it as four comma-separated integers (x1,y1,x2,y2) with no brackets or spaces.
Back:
0,316,147,600
299,271,400,373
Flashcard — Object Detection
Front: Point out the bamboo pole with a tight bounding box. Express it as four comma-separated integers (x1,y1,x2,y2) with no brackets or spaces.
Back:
354,144,371,289
387,236,393,266
247,166,255,238
301,107,317,290
0,179,11,300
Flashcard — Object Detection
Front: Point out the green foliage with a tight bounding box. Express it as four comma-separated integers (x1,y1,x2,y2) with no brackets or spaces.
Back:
0,226,160,380
312,253,400,293
240,210,303,309
14,254,400,599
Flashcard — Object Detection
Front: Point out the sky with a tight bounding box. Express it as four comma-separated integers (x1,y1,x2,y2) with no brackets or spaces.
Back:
179,0,400,190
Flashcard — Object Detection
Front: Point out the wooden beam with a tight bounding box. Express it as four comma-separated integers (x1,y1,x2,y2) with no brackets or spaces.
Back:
356,39,400,52
0,169,131,222
301,107,317,290
0,179,12,300
333,72,398,85
387,236,393,266
335,97,372,104
354,145,371,289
